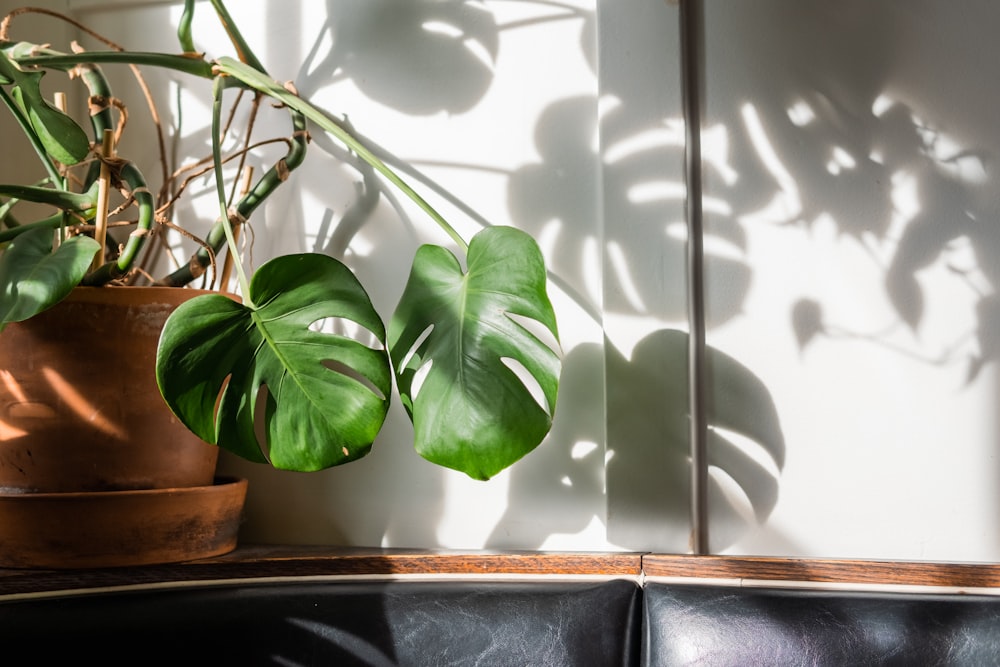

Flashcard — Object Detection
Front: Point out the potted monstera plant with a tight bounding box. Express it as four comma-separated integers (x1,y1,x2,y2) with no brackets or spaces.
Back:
0,0,561,568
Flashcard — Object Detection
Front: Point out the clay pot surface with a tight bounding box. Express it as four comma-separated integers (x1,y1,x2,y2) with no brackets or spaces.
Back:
0,287,221,492
0,477,247,568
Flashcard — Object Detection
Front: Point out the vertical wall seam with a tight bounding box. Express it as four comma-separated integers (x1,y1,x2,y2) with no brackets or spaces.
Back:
679,0,709,555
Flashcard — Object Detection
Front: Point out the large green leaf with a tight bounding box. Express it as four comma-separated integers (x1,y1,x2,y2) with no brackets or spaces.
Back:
0,226,100,331
388,226,561,480
0,47,90,166
156,253,392,471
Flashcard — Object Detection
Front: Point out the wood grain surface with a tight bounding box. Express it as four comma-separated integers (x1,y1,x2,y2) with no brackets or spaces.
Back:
2,546,999,596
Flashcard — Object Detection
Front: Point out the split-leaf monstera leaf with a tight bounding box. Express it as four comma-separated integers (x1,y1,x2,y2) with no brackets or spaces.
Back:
156,253,392,471
158,228,562,481
389,226,561,480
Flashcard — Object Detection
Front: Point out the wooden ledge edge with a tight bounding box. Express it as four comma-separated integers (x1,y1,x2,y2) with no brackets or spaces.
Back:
0,546,643,596
3,547,1000,596
641,554,1000,589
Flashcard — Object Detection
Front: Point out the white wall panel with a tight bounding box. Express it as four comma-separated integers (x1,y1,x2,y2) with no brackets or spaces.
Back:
702,0,1000,560
597,0,691,552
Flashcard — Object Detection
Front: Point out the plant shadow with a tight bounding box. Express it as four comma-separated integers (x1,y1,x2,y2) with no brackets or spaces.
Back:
487,329,785,552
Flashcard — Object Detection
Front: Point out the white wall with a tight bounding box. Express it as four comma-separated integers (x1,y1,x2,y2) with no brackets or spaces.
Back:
701,1,1000,561
5,0,999,560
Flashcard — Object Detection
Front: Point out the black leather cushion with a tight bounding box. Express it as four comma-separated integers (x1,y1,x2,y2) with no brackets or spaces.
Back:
642,582,1000,666
0,578,642,666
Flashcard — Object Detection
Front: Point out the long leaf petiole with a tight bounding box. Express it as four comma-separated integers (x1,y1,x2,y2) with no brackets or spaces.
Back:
211,74,253,304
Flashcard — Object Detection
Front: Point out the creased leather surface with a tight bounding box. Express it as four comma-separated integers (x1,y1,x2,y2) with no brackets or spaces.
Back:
6,577,998,666
642,583,1000,667
0,579,642,666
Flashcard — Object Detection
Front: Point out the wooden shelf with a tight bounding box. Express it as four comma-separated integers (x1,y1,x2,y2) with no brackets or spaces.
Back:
0,545,643,597
642,554,1000,589
3,546,1000,597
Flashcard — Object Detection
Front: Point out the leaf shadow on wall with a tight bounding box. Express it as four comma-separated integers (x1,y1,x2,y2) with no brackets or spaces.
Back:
786,99,1000,382
298,0,499,116
707,1,1000,382
484,341,606,549
487,329,785,552
495,1,767,549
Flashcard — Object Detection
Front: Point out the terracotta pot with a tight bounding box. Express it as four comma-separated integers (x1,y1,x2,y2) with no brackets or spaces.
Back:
0,476,248,568
0,287,220,492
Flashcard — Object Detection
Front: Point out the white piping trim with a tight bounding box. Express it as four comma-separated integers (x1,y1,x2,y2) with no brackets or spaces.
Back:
0,572,644,603
5,572,1000,603
643,575,1000,597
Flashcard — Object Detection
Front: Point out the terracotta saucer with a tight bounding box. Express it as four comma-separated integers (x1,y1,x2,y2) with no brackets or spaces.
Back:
0,477,247,569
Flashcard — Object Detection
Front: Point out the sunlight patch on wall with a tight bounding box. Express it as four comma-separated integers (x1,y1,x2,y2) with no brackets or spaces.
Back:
702,122,739,186
786,99,816,127
826,146,857,175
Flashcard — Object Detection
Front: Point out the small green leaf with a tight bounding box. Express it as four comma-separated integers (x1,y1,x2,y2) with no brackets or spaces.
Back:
156,253,392,471
389,226,561,480
0,226,100,330
1,47,90,165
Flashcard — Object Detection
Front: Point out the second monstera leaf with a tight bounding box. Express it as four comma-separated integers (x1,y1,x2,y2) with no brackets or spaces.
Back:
156,253,392,471
389,226,561,480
